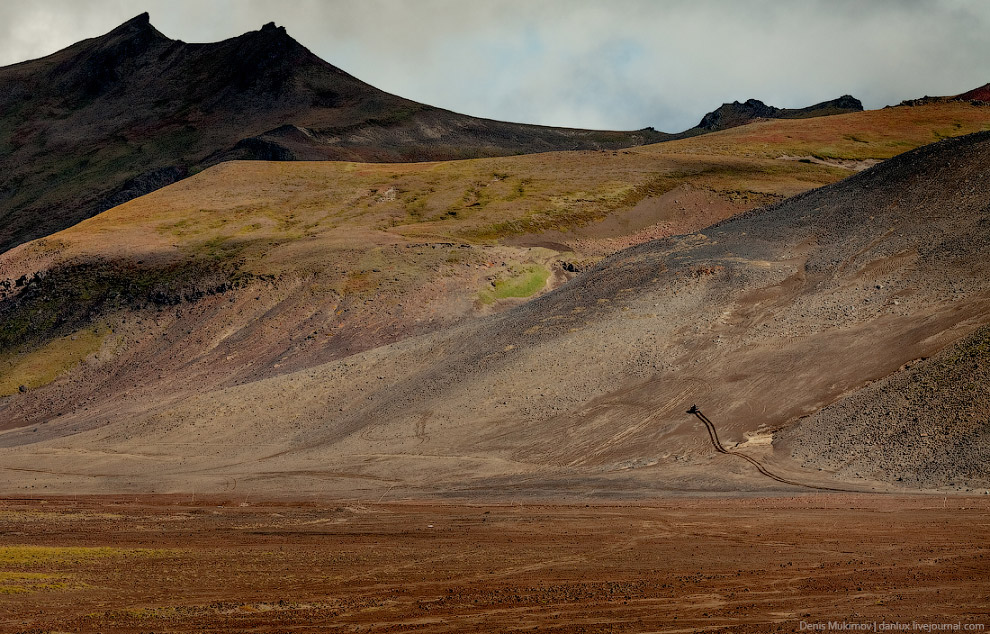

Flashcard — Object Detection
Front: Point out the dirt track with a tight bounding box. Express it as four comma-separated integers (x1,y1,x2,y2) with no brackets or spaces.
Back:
690,407,861,493
1,496,988,633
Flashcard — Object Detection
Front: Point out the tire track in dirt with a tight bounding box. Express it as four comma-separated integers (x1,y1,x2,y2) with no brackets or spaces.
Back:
689,407,863,493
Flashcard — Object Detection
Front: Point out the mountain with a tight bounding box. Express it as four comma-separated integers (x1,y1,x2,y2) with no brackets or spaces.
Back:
2,121,990,496
687,95,864,133
0,13,670,254
0,14,874,257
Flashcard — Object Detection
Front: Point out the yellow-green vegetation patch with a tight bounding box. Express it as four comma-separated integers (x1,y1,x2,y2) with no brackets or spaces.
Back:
157,217,198,238
464,179,640,240
0,510,124,522
479,264,550,304
0,545,174,566
0,546,174,596
461,161,832,241
0,571,76,594
0,325,108,396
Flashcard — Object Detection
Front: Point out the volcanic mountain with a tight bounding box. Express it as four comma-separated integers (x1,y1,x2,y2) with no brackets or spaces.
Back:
0,13,871,256
0,13,672,254
3,12,990,497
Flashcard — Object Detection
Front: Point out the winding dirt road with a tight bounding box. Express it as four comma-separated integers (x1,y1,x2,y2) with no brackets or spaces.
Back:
689,407,861,492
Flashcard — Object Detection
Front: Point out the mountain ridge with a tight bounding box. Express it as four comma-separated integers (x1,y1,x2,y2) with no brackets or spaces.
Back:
0,13,867,255
690,95,864,133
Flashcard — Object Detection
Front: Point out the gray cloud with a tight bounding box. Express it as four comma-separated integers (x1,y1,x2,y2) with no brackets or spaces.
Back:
1,0,988,132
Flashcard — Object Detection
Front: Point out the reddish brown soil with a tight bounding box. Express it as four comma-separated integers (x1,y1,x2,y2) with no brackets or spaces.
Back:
956,83,990,102
1,495,988,633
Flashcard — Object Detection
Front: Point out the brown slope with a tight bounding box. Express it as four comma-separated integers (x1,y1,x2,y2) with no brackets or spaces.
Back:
11,95,987,440
899,80,990,106
956,82,990,102
0,13,669,254
2,131,990,497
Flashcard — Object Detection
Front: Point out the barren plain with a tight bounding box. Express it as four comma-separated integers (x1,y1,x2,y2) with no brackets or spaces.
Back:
1,495,988,633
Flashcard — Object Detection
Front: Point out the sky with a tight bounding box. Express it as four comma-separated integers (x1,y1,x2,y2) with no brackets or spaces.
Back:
1,0,989,132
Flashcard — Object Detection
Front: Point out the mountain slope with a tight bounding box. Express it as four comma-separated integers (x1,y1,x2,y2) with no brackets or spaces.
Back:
0,13,669,254
956,82,990,102
1,98,985,433
0,14,880,257
2,129,990,497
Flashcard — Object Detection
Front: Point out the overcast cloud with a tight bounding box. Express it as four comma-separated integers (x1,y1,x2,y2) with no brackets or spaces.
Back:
1,0,988,132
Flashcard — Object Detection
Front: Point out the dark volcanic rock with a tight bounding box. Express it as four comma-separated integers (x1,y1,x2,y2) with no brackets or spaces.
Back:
692,95,863,132
697,99,782,131
782,324,990,490
50,13,168,99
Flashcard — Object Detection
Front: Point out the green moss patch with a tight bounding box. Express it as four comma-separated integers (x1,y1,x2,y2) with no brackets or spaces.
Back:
0,325,108,396
479,264,550,304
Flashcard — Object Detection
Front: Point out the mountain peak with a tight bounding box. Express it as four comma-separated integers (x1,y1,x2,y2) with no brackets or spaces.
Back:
241,19,304,54
97,12,170,51
697,99,780,131
48,12,170,99
0,13,670,254
106,12,157,38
